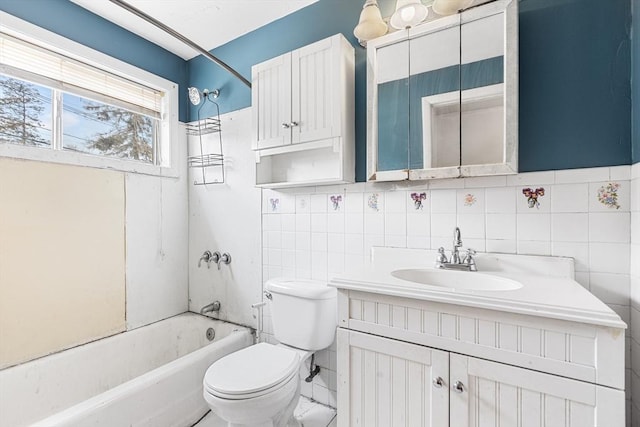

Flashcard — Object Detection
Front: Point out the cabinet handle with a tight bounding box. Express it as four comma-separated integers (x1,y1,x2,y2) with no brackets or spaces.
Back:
433,377,444,388
452,381,465,393
282,123,290,129
289,121,298,127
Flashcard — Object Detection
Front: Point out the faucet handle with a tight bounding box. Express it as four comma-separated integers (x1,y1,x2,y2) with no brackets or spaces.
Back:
462,248,477,271
198,250,213,268
436,247,448,264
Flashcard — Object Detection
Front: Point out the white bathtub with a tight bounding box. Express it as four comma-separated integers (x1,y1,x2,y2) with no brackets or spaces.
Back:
0,313,253,427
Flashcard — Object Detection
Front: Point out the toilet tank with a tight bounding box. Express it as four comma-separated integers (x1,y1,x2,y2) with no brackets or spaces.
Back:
265,278,337,351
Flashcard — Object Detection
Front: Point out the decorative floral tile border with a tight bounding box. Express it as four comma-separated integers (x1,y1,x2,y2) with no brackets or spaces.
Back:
330,195,343,211
597,182,621,210
367,193,380,212
522,187,545,209
269,198,280,213
410,192,427,210
464,193,477,207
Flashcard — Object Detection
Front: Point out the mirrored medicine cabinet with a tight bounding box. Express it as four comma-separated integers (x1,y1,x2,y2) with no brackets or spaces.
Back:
366,0,518,182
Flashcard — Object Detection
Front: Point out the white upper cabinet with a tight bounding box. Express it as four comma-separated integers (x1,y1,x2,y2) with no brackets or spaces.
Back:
252,53,292,149
251,34,355,188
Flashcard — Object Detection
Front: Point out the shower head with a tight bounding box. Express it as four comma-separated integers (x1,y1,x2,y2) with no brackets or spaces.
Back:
188,87,220,105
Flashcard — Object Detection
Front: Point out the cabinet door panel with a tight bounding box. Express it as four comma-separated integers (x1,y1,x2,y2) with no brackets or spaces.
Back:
450,353,623,427
292,37,335,144
252,53,291,149
337,329,449,427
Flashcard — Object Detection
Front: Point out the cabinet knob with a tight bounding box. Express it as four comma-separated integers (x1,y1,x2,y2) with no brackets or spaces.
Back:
290,121,298,127
433,377,444,388
452,381,465,393
282,123,290,129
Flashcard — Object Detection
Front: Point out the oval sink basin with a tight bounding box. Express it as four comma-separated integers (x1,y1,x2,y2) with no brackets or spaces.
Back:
391,269,523,291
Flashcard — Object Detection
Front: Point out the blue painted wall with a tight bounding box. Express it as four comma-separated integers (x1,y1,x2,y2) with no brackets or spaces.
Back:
0,0,189,121
519,0,631,170
190,0,633,180
633,0,639,164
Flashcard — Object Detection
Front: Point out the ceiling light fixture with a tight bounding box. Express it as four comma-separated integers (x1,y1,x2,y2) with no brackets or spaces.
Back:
353,0,388,46
390,0,428,29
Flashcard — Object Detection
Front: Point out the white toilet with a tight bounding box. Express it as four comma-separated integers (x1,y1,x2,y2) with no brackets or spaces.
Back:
203,278,337,427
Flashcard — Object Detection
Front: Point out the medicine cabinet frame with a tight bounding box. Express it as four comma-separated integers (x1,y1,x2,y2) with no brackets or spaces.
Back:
366,0,518,182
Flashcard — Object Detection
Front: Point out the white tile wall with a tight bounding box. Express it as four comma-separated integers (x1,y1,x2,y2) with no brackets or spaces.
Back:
259,165,635,409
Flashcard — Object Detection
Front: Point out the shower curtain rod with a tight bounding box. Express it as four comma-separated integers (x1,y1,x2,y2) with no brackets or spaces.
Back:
107,0,252,88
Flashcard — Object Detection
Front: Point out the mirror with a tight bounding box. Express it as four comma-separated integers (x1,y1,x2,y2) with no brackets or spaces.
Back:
367,0,517,182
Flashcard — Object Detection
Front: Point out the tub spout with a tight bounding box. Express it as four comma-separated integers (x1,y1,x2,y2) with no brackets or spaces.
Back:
201,301,221,314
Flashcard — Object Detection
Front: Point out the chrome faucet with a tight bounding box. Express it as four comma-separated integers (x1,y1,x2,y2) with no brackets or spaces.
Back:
450,227,463,264
435,227,477,271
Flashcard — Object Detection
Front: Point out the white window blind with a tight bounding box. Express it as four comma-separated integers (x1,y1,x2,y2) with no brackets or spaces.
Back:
0,32,163,118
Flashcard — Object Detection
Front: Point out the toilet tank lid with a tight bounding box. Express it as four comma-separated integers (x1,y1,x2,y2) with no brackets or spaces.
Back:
265,278,337,300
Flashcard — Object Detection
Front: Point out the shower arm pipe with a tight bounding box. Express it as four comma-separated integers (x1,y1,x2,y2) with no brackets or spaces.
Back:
107,0,252,88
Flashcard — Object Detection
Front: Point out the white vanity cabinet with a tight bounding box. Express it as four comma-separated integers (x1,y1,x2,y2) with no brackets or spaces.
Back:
335,290,625,427
251,34,355,188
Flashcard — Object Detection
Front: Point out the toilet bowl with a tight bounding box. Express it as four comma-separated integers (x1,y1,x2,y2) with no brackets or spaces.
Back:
203,343,311,427
203,278,337,427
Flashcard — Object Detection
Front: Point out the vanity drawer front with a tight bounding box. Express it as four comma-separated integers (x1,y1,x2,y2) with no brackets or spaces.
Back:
338,290,624,390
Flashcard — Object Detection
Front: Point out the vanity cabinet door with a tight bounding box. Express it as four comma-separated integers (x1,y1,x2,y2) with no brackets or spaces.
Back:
449,354,625,427
337,329,449,427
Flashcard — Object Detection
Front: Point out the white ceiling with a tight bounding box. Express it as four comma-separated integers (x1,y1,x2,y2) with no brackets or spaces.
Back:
70,0,318,60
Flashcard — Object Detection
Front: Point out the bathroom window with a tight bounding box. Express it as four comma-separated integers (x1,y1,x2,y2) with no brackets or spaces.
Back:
0,23,178,174
61,92,156,163
0,75,53,147
0,74,158,163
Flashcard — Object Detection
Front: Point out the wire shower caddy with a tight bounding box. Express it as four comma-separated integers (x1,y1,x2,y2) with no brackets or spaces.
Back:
186,95,224,185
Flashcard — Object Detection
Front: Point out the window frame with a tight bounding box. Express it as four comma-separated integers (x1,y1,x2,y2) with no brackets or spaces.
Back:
0,11,180,178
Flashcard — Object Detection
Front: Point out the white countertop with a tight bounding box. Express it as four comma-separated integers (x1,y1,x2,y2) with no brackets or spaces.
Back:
329,248,626,329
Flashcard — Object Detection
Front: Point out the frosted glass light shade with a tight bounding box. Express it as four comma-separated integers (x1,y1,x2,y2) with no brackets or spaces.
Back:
390,0,428,29
432,0,474,16
354,0,388,42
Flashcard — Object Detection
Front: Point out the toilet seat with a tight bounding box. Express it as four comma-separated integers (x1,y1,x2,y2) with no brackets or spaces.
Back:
204,343,300,400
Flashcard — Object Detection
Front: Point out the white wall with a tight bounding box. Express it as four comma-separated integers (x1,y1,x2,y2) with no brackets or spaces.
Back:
125,129,189,329
188,108,262,328
260,166,634,410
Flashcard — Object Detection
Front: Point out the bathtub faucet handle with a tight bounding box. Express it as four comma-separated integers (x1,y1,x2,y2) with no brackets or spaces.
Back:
198,250,221,269
198,250,211,268
218,252,231,270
